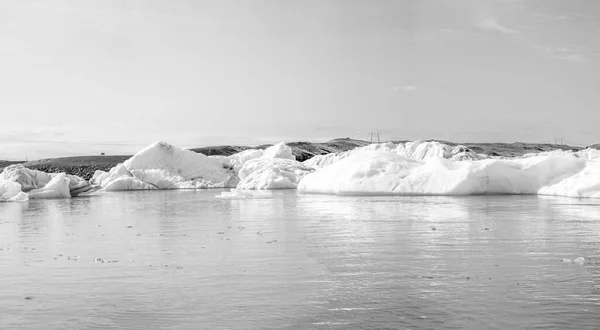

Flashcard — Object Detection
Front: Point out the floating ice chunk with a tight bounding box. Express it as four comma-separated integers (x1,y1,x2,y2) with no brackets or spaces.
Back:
0,165,81,199
0,164,52,191
237,158,314,190
0,180,26,202
29,173,71,199
124,142,234,186
97,142,237,190
9,192,29,202
262,141,295,160
562,257,585,264
298,150,598,197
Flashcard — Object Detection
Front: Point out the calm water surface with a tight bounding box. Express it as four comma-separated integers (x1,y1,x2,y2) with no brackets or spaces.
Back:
1,190,599,329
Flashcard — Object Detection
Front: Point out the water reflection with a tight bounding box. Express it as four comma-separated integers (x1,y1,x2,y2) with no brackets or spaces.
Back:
0,192,599,329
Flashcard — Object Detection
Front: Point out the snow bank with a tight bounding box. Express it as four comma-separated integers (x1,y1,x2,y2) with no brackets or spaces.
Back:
298,150,600,198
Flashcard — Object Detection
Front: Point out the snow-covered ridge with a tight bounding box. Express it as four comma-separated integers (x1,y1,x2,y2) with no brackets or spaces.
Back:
2,140,600,201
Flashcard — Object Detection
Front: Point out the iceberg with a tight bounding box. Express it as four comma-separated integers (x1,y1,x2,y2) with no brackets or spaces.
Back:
261,141,296,160
298,150,600,198
94,142,237,191
0,164,52,191
234,142,313,190
28,172,71,199
94,141,307,191
303,140,485,169
0,164,87,201
0,180,28,202
237,158,314,190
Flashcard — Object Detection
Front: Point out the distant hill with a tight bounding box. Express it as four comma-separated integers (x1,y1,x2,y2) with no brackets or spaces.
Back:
0,160,25,172
191,138,370,162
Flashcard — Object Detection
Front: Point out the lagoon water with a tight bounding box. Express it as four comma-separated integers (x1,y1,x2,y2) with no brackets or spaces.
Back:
1,190,600,329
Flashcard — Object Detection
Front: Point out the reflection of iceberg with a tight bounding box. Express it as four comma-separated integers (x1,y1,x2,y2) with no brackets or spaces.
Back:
298,150,600,198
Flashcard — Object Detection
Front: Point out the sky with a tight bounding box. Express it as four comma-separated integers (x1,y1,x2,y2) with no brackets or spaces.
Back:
1,0,599,159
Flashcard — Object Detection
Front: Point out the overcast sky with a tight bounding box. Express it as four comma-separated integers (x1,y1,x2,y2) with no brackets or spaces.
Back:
1,0,599,159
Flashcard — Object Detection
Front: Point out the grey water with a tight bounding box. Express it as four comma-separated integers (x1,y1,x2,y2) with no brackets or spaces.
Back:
1,190,599,329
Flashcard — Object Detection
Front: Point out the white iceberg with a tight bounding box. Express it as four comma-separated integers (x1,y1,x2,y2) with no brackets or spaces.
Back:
95,141,237,191
303,140,485,170
237,158,314,190
0,180,28,202
233,142,313,190
298,150,600,198
28,172,71,199
0,164,81,201
0,164,52,191
227,149,264,171
261,141,296,160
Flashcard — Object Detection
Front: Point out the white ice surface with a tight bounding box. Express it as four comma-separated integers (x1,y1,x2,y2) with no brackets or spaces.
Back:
261,141,296,160
28,173,71,199
103,176,157,191
236,158,314,190
0,165,79,201
303,140,485,170
123,142,234,188
0,164,52,191
96,142,237,191
298,150,600,198
0,180,28,202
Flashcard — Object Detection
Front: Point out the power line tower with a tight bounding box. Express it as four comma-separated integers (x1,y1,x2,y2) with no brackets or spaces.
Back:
370,132,382,143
